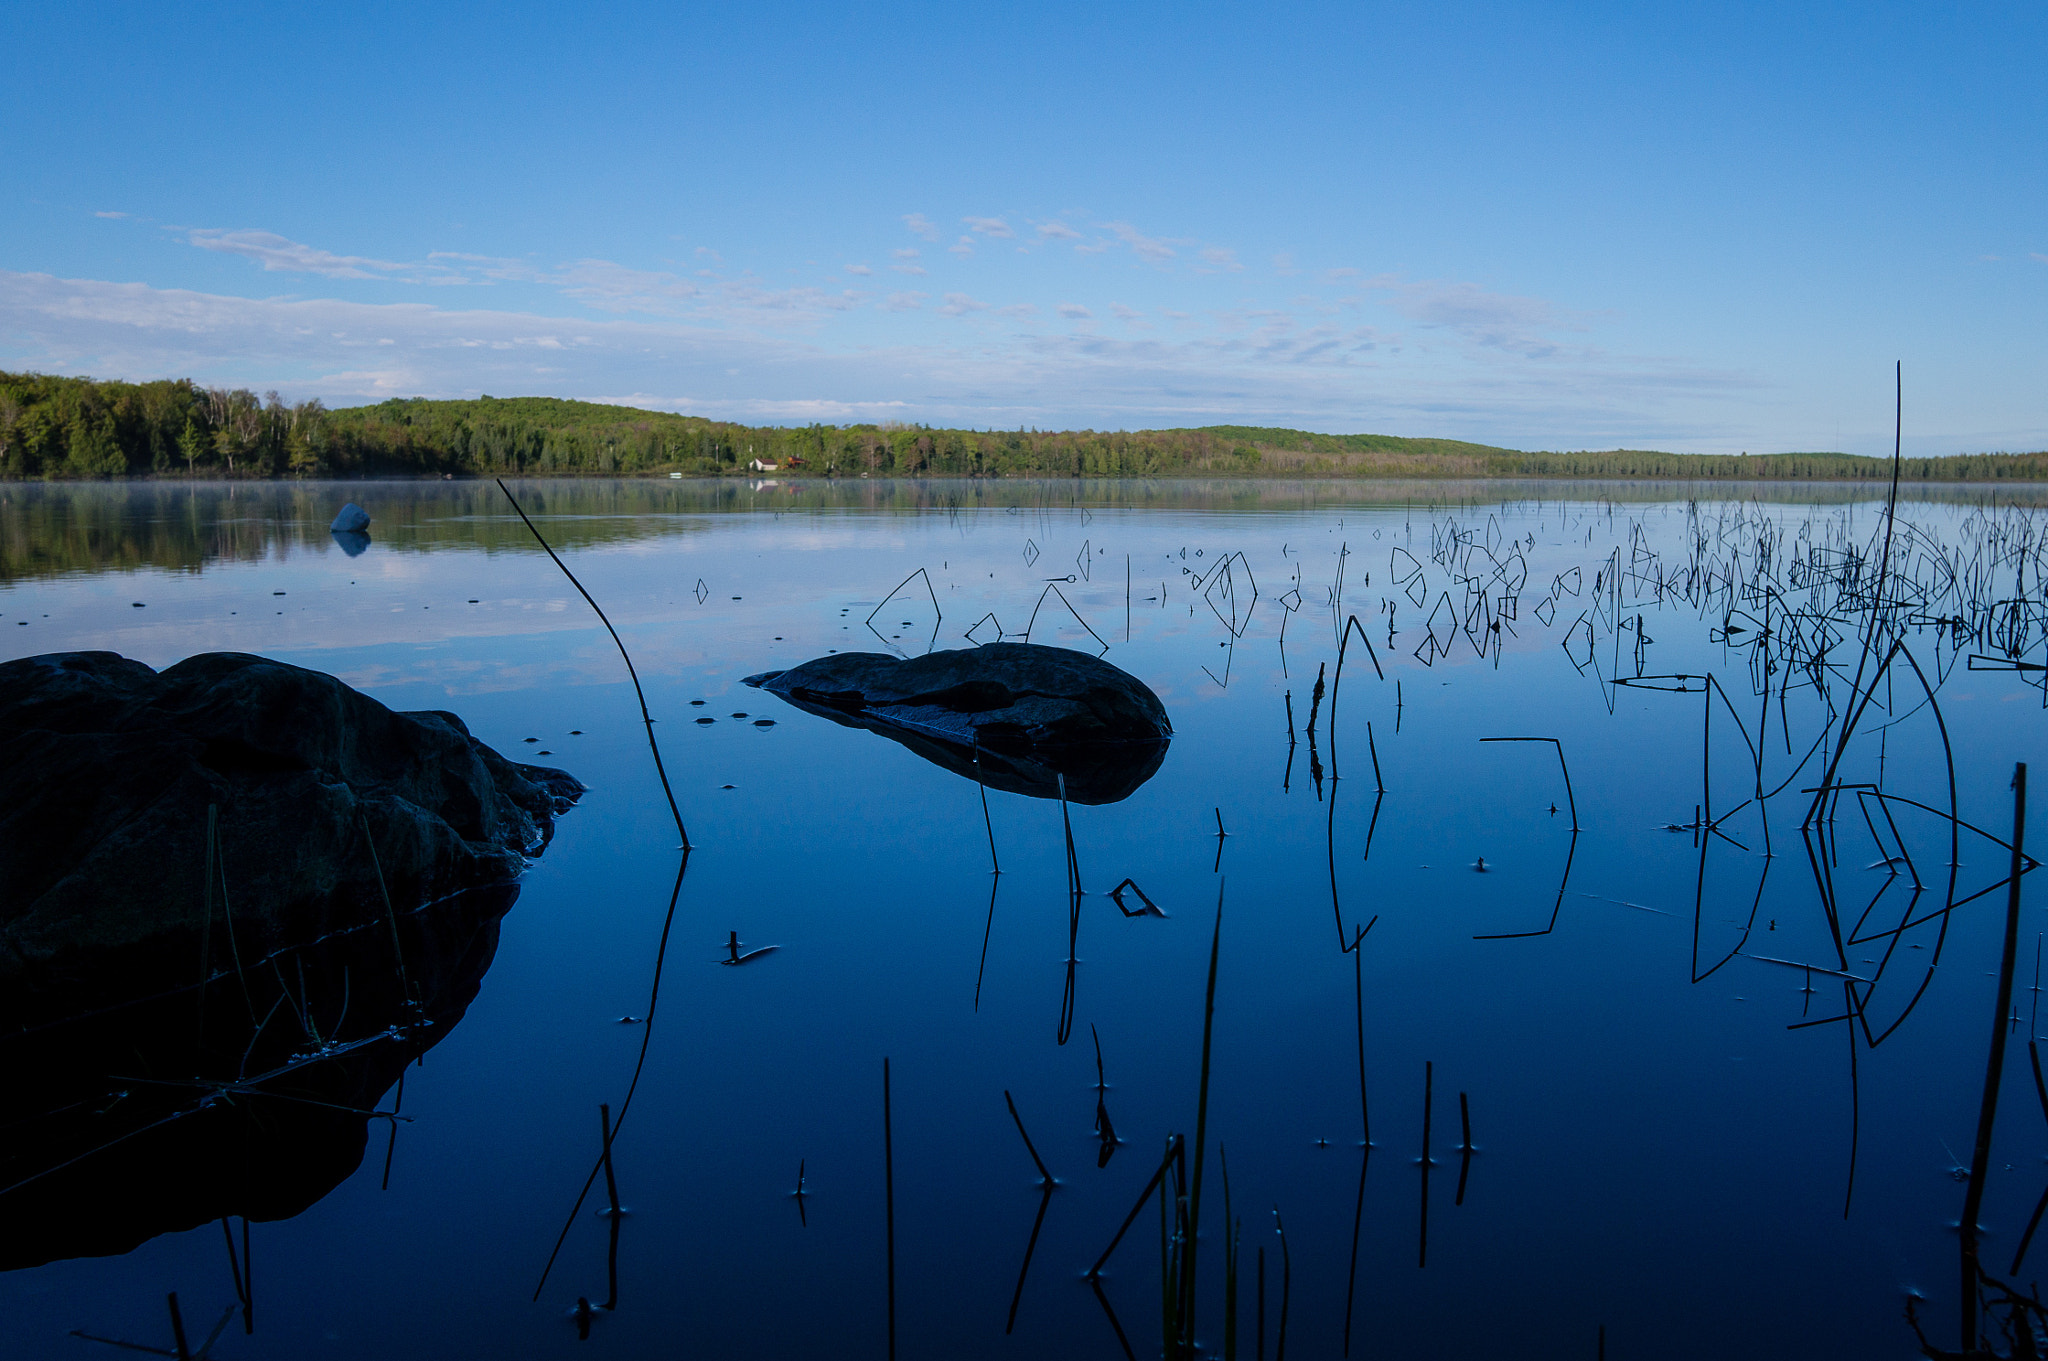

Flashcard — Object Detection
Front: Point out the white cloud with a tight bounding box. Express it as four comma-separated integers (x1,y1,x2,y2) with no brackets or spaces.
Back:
1368,277,1571,356
1037,221,1082,240
949,236,975,257
1197,246,1243,273
996,303,1038,320
187,229,417,280
1102,221,1177,263
548,260,701,314
0,267,1802,451
878,291,927,312
1057,302,1093,320
1272,252,1296,274
95,211,130,220
938,292,991,316
964,216,1014,238
903,213,939,241
846,263,873,276
1109,303,1151,328
891,263,928,276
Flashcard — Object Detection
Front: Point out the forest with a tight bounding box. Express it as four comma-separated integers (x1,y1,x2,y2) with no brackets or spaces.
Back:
5,369,2046,483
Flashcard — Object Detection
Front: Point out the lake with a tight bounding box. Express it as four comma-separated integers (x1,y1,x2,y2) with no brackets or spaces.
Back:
5,476,2048,1360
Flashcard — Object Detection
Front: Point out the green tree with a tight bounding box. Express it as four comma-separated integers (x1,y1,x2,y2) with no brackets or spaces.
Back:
178,417,206,474
65,413,127,477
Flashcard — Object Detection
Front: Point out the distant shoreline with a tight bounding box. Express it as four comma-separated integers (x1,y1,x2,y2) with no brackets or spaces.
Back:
5,371,2045,482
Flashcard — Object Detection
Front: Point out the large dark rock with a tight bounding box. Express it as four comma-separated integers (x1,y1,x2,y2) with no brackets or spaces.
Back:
744,643,1171,804
0,650,581,1023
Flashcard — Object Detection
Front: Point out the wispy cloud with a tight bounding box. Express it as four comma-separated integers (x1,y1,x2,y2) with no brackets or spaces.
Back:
878,291,927,312
845,263,873,276
964,216,1014,238
1368,276,1572,356
1037,221,1082,240
95,211,130,220
188,229,418,280
0,267,1785,448
1102,221,1177,263
995,303,1038,320
1057,302,1093,320
903,213,939,241
547,260,701,314
949,236,975,257
1197,246,1243,273
938,292,991,316
1108,302,1153,329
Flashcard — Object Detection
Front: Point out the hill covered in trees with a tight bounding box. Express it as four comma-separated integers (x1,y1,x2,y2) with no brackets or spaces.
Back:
4,369,2046,482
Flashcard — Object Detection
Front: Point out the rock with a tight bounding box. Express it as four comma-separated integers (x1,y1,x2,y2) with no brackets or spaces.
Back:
744,643,1170,804
0,650,583,1023
329,502,370,533
331,527,370,557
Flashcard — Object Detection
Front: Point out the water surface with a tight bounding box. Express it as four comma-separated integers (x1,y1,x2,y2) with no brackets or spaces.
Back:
5,478,2048,1360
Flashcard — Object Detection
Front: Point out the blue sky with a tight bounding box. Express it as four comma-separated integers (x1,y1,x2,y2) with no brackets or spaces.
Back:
1,0,2042,454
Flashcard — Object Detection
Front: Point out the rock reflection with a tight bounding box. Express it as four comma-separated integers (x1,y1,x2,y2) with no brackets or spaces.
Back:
1,881,516,1270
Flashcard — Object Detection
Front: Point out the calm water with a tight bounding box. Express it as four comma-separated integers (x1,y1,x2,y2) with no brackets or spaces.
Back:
6,478,2048,1360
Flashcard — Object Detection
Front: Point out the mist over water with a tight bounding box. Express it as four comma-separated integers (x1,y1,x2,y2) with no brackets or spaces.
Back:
6,477,2048,1359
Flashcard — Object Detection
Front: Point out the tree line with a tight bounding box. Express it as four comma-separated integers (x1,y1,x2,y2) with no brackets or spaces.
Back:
5,369,2046,482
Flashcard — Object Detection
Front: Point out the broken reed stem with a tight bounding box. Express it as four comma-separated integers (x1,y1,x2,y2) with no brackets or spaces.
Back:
599,1104,620,1216
1004,1090,1054,1185
359,808,414,1004
496,479,690,848
1960,761,2027,1352
976,749,1000,875
1087,1134,1182,1278
1456,1092,1474,1207
1354,945,1370,1144
884,1057,897,1361
167,1292,190,1361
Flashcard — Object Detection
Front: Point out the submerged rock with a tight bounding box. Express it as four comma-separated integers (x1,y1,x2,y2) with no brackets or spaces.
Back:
744,643,1171,804
0,650,582,1021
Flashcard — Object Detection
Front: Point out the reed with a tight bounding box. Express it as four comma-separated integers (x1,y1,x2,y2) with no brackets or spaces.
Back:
1179,880,1226,1354
1959,762,2027,1350
496,479,689,848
